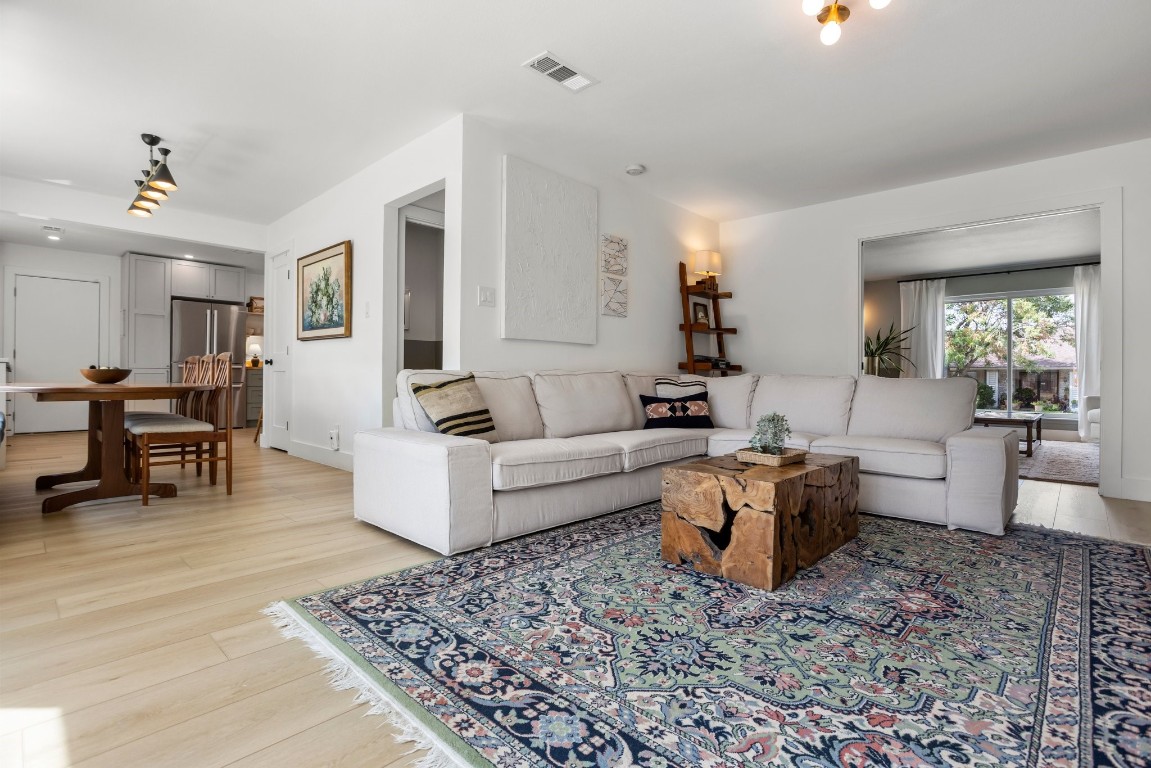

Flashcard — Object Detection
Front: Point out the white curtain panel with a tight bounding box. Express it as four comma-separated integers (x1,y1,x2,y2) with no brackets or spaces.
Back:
899,279,947,379
1074,264,1102,440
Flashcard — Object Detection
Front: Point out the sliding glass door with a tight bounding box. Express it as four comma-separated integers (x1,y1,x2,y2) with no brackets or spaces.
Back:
945,291,1077,415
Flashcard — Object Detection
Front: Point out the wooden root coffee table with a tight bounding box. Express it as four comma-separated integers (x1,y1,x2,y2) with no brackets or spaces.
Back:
661,453,859,591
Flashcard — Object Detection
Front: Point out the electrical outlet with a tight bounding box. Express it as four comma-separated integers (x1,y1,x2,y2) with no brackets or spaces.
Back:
477,286,496,307
329,425,340,451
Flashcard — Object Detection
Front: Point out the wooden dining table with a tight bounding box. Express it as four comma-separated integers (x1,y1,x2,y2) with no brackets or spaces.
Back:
0,382,211,513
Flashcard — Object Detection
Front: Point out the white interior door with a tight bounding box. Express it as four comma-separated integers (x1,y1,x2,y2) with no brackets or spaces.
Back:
265,251,292,450
13,274,102,432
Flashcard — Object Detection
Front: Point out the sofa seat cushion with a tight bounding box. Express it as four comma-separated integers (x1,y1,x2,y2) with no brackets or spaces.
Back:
598,429,709,471
707,429,822,456
490,436,623,491
811,435,947,479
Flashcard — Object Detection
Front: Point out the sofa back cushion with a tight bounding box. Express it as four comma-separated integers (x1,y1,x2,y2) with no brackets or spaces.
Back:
847,375,976,443
706,374,759,428
534,371,634,438
396,370,544,441
750,374,856,437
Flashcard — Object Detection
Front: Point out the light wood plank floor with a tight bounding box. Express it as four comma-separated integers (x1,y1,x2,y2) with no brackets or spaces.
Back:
2,433,1148,767
1,430,439,767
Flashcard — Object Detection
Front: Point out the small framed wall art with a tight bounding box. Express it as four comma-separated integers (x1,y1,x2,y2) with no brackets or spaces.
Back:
298,241,352,340
692,300,710,327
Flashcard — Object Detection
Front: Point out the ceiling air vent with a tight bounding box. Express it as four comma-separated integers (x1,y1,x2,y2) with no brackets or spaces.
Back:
523,51,598,93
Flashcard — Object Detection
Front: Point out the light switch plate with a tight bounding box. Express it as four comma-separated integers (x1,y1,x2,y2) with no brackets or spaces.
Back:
477,286,496,307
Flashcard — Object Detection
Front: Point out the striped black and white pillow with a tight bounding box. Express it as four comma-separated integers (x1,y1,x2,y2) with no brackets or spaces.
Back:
411,374,500,443
654,376,707,398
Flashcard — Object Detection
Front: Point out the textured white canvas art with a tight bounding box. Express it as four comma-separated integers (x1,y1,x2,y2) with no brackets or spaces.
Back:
502,156,598,344
601,276,628,317
601,235,628,276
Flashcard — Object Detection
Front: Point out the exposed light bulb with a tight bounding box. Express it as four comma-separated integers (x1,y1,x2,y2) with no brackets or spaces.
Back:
820,20,842,45
802,0,824,16
869,0,891,8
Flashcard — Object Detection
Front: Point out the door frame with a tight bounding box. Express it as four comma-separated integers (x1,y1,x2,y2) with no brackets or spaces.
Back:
264,249,293,451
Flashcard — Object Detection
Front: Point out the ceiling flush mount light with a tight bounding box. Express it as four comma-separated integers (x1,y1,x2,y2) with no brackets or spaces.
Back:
127,133,178,217
808,0,891,45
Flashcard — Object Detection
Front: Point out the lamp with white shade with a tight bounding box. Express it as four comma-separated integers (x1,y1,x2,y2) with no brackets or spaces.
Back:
247,336,264,368
693,250,723,291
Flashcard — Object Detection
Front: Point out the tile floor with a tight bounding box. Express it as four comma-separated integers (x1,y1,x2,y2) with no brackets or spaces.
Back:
1012,480,1151,545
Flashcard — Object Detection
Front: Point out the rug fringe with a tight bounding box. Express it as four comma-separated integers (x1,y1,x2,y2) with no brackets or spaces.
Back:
263,601,468,768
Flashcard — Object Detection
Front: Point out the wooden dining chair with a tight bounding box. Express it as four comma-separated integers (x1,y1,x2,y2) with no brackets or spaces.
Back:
124,354,212,478
125,353,233,506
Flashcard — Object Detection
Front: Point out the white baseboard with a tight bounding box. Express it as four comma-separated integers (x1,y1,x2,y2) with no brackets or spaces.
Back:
290,440,353,472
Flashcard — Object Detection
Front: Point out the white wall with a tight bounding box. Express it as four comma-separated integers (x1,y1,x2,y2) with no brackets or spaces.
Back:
0,242,124,365
263,114,720,469
264,116,464,469
721,138,1151,501
458,118,719,371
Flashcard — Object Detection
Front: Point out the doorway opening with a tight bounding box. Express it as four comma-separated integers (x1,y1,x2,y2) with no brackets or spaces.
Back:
860,206,1103,487
399,192,445,370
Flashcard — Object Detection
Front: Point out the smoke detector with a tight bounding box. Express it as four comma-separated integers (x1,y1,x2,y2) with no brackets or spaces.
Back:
523,51,598,93
625,164,647,176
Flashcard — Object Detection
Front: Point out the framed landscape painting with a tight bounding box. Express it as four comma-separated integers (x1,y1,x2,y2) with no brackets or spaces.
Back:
298,241,352,340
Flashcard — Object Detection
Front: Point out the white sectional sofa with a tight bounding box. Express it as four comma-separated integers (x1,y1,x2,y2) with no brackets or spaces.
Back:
354,370,1019,555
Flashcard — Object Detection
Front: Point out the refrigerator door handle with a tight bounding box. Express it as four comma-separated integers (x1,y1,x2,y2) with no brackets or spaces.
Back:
212,310,218,355
204,310,212,355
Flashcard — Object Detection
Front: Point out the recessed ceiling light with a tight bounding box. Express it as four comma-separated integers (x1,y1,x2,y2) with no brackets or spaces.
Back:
47,235,61,241
42,225,65,240
184,254,195,259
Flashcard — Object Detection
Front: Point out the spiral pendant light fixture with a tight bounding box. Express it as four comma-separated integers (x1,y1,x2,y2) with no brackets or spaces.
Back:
127,133,179,217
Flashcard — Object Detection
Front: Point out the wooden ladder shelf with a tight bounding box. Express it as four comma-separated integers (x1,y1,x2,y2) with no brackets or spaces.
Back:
678,261,742,376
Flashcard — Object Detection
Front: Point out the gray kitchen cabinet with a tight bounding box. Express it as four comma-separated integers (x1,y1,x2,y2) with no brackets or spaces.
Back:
122,253,172,413
172,260,245,302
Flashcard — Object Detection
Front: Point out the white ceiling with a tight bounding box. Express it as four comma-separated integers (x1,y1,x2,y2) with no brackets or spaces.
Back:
0,212,265,269
2,1,1149,229
862,207,1101,281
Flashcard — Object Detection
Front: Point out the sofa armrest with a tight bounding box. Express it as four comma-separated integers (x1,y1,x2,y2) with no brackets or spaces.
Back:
354,428,494,555
945,427,1019,535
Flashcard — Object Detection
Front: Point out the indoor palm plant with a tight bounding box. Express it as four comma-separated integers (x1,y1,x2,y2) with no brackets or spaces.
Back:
863,322,916,376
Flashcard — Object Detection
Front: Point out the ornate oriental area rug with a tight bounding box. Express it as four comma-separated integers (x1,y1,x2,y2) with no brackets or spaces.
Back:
267,503,1150,767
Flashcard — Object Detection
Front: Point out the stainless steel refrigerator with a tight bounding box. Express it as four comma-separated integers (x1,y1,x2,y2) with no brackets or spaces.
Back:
171,299,246,428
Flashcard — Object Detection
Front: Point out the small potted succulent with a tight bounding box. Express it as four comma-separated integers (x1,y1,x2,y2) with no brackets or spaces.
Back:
738,412,805,466
750,412,790,456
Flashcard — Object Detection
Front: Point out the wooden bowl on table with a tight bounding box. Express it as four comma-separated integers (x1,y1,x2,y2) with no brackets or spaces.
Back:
80,368,132,384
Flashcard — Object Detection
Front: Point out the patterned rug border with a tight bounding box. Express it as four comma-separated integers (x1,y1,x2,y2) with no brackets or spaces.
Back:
269,509,1151,767
264,601,477,768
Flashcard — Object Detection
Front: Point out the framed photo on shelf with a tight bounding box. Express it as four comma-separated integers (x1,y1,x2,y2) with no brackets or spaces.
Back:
692,300,710,327
298,240,353,340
